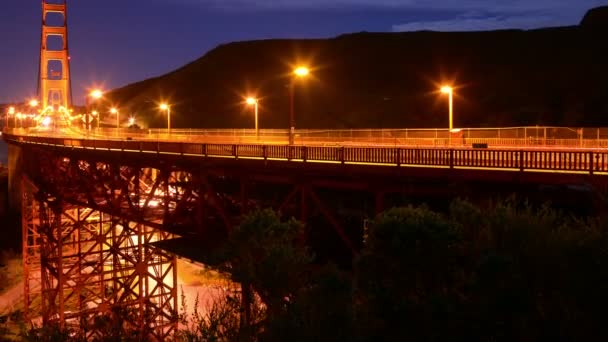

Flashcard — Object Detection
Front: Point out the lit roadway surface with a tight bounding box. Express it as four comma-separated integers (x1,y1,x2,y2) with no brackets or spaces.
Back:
7,126,608,150
4,127,608,175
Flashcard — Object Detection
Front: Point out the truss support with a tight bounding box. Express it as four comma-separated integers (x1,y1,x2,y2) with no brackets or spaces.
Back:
22,160,178,339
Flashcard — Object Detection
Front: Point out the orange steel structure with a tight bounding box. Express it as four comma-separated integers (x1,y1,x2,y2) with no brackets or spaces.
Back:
20,3,180,338
39,0,72,114
7,126,608,339
21,155,178,339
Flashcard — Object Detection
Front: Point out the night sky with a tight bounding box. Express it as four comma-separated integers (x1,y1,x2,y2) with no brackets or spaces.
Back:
0,0,605,105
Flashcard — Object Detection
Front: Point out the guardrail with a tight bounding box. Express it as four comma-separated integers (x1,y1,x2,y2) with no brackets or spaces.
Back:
5,133,608,175
10,127,608,148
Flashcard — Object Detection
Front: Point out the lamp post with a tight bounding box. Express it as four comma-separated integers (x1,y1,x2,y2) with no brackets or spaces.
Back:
440,86,453,144
246,97,259,138
289,66,310,145
160,103,171,132
86,89,103,130
110,108,119,128
7,106,15,129
92,110,99,129
28,100,38,129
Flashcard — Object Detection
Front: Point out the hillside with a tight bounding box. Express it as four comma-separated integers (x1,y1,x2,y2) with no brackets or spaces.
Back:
106,7,608,129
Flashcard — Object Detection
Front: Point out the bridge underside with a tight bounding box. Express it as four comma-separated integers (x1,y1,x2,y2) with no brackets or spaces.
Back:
15,142,604,338
21,153,177,339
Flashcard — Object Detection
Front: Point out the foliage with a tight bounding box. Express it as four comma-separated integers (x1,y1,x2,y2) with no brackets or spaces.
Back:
355,199,608,341
17,202,608,341
355,205,463,341
177,288,264,342
215,209,312,317
264,263,354,342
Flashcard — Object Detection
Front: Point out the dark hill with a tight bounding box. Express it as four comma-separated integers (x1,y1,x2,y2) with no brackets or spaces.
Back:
581,6,608,29
107,8,608,129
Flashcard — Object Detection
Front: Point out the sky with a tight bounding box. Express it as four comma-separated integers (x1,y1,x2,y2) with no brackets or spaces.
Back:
0,0,605,105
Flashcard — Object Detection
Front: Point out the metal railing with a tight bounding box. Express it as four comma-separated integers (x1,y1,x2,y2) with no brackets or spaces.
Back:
5,132,608,175
12,126,608,149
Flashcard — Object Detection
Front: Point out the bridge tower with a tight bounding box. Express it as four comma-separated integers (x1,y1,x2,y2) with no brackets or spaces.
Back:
39,0,72,122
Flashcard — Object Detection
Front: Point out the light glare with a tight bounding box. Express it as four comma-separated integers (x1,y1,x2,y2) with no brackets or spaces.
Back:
90,89,103,99
294,66,310,77
42,117,52,127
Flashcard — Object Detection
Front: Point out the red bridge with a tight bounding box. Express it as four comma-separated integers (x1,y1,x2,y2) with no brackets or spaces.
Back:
4,126,608,339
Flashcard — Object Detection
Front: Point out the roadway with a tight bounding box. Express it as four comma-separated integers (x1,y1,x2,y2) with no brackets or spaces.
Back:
4,127,608,175
9,126,608,151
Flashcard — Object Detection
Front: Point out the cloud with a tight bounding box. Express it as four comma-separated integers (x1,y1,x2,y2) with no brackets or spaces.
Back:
164,0,608,31
392,12,565,32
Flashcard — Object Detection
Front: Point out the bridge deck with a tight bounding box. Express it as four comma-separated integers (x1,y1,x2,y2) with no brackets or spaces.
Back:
4,128,608,176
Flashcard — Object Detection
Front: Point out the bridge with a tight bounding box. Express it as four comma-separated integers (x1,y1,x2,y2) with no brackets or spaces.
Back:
6,125,608,339
3,1,608,340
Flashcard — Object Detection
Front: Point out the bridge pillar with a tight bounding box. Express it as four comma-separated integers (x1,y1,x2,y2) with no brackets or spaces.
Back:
39,0,72,124
19,152,178,339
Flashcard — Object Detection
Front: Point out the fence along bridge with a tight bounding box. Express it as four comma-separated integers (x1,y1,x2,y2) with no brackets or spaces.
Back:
6,127,608,174
7,128,608,341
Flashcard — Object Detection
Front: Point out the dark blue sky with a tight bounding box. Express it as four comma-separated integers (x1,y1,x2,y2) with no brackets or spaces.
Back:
1,0,605,104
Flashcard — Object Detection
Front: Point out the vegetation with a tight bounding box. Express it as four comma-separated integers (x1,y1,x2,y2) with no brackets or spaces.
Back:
11,199,608,341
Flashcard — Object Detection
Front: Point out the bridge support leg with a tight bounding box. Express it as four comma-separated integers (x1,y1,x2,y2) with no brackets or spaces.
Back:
22,172,177,339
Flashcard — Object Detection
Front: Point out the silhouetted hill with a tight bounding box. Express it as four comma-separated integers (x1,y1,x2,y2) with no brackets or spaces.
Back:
581,6,608,29
106,7,608,129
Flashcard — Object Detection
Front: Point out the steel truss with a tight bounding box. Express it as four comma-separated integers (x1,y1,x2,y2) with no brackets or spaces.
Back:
22,152,178,340
22,144,498,338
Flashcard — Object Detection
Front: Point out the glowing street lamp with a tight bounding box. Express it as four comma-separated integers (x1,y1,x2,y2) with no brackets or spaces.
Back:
289,66,310,145
110,107,119,128
29,99,39,108
246,97,259,138
42,116,52,127
294,67,309,77
128,117,135,126
6,106,15,129
440,86,453,131
91,110,100,129
160,103,171,132
86,89,103,130
90,89,103,100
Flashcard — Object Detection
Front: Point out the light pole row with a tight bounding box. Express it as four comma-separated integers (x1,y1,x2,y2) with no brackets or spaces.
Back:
16,75,453,139
245,66,310,144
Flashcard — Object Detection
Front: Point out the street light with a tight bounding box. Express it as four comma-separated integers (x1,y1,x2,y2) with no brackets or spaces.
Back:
289,66,310,145
91,110,99,129
86,89,103,130
440,85,454,145
28,100,39,127
128,117,135,126
90,90,103,100
110,107,119,128
6,106,15,129
440,86,453,131
246,97,259,138
160,103,171,132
